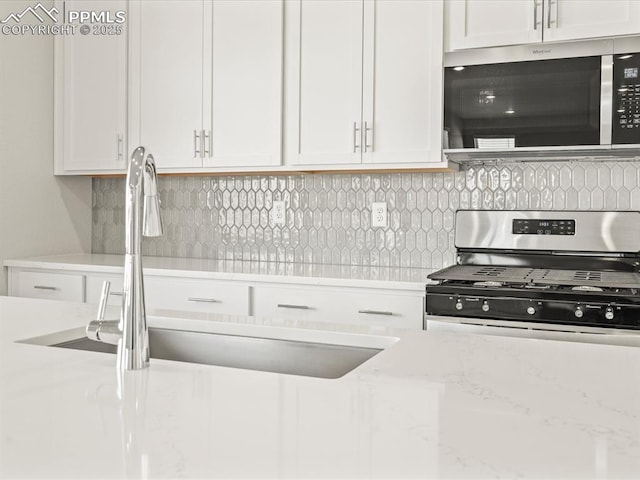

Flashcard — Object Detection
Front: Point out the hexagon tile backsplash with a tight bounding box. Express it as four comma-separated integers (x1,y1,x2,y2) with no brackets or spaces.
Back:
92,161,640,269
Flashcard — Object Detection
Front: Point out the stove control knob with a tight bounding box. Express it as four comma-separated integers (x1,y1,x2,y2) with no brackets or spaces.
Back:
605,307,615,320
574,307,584,318
455,300,463,311
482,301,490,312
526,306,536,315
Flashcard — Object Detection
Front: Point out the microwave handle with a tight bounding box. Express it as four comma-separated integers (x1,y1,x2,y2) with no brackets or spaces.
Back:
600,55,613,146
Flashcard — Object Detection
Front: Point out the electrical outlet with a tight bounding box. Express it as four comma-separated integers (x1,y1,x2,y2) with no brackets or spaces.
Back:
271,200,286,226
371,202,387,228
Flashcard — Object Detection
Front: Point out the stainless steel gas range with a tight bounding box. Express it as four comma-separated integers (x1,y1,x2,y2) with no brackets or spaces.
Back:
425,210,640,346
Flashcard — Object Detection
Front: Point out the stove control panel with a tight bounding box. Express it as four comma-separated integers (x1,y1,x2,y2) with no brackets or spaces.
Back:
513,219,575,235
425,290,640,330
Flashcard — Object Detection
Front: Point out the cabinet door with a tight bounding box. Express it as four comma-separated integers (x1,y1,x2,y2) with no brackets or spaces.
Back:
203,0,283,169
446,0,542,51
543,0,640,42
129,0,204,169
55,0,127,174
362,0,444,165
288,0,364,165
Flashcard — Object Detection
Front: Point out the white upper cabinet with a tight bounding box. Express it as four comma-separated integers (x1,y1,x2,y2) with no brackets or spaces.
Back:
54,0,127,174
288,0,364,165
129,0,205,169
129,0,283,172
446,0,640,51
205,1,283,169
362,0,444,165
544,0,640,43
288,0,445,168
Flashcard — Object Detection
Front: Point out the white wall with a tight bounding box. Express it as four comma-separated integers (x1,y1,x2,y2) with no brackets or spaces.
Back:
0,0,91,296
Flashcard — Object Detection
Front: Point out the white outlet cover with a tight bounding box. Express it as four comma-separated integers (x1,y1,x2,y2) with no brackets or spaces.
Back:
371,202,387,228
272,200,286,226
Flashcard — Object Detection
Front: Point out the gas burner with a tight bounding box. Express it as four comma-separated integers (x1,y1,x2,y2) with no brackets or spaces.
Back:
472,281,503,287
571,285,604,292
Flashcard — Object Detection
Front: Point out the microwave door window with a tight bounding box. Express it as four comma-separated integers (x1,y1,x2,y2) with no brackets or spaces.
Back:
444,56,601,149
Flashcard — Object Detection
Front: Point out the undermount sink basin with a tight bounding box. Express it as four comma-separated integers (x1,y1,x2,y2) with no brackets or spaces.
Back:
49,327,386,379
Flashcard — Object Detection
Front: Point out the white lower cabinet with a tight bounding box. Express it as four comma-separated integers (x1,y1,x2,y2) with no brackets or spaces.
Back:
7,265,423,329
14,271,84,303
253,284,423,329
143,276,250,316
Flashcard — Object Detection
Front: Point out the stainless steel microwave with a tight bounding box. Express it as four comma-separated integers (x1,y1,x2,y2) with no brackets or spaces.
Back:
443,37,640,160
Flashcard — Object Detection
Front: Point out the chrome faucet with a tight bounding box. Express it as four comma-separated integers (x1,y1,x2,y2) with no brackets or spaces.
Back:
86,147,163,370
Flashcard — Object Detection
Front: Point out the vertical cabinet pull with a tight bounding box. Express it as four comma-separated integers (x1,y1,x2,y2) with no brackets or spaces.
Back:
116,134,124,161
353,122,361,153
364,121,373,152
547,0,555,28
533,0,539,30
203,130,211,158
194,130,201,158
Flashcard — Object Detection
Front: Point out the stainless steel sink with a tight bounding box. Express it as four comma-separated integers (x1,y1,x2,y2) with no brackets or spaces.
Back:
51,328,384,379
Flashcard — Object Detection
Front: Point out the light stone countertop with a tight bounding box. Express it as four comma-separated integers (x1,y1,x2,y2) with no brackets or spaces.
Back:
4,253,432,290
1,296,639,479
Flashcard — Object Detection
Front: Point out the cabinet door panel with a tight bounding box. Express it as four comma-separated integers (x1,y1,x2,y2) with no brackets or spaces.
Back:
544,0,640,42
17,271,84,303
144,276,250,316
58,0,127,173
446,0,542,51
204,0,282,168
362,0,443,164
130,0,204,169
290,0,364,165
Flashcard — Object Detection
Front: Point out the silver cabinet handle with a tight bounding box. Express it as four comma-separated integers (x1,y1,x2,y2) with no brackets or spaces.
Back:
203,130,211,158
97,281,110,321
358,309,393,316
110,291,123,297
277,303,310,310
187,297,220,303
547,0,555,28
364,121,373,152
533,0,539,29
116,134,124,161
353,122,361,153
33,285,57,291
194,130,201,158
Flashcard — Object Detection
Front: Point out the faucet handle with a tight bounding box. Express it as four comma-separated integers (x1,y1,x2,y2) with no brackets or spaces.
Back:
96,281,111,321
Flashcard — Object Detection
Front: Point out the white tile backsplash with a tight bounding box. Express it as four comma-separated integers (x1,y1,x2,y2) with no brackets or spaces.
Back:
92,160,640,269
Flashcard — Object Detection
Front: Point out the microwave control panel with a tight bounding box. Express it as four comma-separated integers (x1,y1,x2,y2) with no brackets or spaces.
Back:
613,53,640,144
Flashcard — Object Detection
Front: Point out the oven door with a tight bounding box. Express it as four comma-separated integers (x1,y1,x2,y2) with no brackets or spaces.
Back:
425,315,640,347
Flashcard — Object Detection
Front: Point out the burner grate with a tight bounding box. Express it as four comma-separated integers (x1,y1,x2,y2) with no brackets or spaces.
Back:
573,271,602,282
473,267,507,277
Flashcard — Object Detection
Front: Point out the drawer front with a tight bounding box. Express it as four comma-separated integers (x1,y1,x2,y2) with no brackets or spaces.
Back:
254,286,424,329
16,271,84,302
144,276,250,315
85,274,125,306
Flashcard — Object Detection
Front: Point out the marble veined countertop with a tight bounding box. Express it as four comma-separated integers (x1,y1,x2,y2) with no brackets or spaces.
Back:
1,296,639,478
4,254,432,290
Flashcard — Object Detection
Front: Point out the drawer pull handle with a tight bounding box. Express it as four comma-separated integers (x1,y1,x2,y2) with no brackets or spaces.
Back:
187,297,220,303
110,291,123,297
33,285,57,291
277,303,310,310
358,309,393,316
